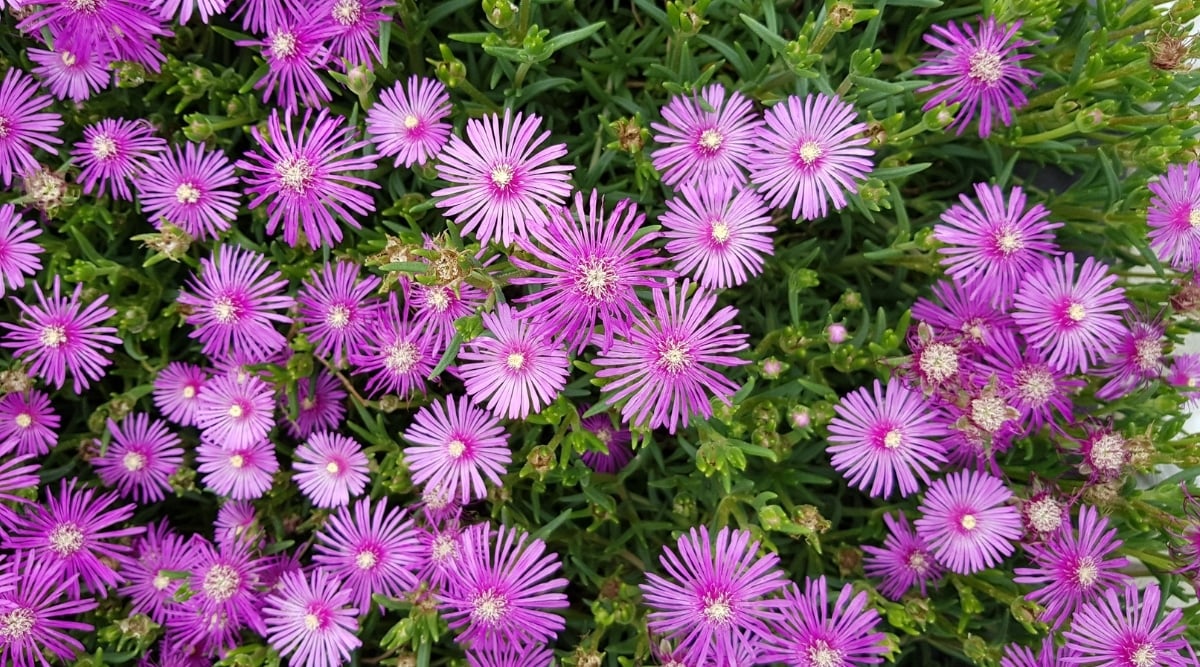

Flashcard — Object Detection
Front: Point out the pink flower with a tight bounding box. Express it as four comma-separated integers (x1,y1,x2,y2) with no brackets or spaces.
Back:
0,68,63,187
194,372,277,449
73,117,166,201
136,142,240,241
0,203,43,297
402,394,510,504
650,83,763,189
367,75,453,167
661,181,775,289
293,431,369,508
93,414,185,503
459,304,570,420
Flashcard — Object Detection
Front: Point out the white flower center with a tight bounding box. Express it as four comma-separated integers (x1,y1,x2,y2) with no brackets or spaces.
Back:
152,573,172,590
275,155,316,194
212,296,239,324
996,228,1023,254
575,257,618,302
797,140,823,165
658,341,692,374
61,50,78,67
49,522,85,556
15,413,32,429
123,451,147,472
701,592,733,625
403,114,420,130
325,460,340,475
1090,433,1126,474
698,128,723,151
968,49,1004,84
355,549,377,570
174,182,201,204
202,564,240,602
228,454,246,470
883,429,902,449
471,590,508,625
304,613,322,630
1135,337,1163,371
919,343,959,382
490,164,514,190
0,607,35,641
432,534,458,562
0,116,9,138
808,640,844,667
325,305,351,329
506,352,525,371
331,0,360,24
960,514,977,531
1026,497,1064,533
269,31,298,59
422,287,451,313
227,403,244,419
447,439,466,459
182,385,197,399
385,342,419,373
1016,367,1054,405
40,325,67,349
710,220,730,244
1189,208,1200,229
1067,302,1086,322
1075,556,1099,588
92,134,118,160
1130,644,1157,667
595,428,612,445
907,551,929,574
69,0,98,10
971,395,1012,433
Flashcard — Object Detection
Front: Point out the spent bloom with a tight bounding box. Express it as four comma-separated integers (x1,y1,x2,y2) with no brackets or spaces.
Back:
758,576,888,666
73,117,166,201
29,31,111,102
577,409,635,474
459,304,570,420
293,431,370,508
913,17,1038,137
1147,162,1200,272
298,260,382,366
863,512,944,600
153,362,208,427
196,437,280,500
1062,582,1193,667
0,203,43,297
914,469,1023,574
367,75,452,167
402,394,511,504
93,414,185,503
350,293,435,399
136,142,240,240
264,568,361,667
1095,317,1166,400
0,551,98,667
0,389,59,457
313,497,420,611
650,82,763,189
660,181,775,289
285,370,348,439
0,68,63,188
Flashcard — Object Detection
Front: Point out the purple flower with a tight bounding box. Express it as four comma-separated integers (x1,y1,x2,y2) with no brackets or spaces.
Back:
577,408,634,474
511,191,672,353
1012,253,1129,374
912,279,1012,349
367,75,453,168
433,109,573,247
640,526,786,666
903,325,968,394
466,643,556,667
284,370,348,439
661,181,775,289
73,118,166,201
294,431,369,508
0,551,98,667
243,17,333,113
827,378,947,499
1148,162,1200,272
1095,317,1165,400
194,371,276,449
350,293,434,399
913,17,1038,137
459,304,569,420
1062,582,1193,667
313,497,420,611
402,394,510,504
650,83,763,189
439,522,569,650
322,0,388,67
1001,639,1078,667
933,183,1061,306
409,281,488,352
1078,424,1129,484
415,520,464,591
29,31,111,102
137,142,240,240
196,437,279,499
177,245,294,361
1019,487,1070,540
153,362,208,427
264,568,361,667
1166,353,1200,405
232,0,293,32
118,521,197,624
298,260,382,366
0,68,64,187
0,389,59,457
1014,505,1129,629
914,470,1022,574
0,276,121,393
215,500,262,549
0,204,41,299
173,536,267,650
749,93,874,221
0,455,39,529
154,0,228,23
863,512,943,600
19,0,168,72
978,331,1082,433
94,414,185,503
594,280,749,434
238,109,379,249
758,576,887,666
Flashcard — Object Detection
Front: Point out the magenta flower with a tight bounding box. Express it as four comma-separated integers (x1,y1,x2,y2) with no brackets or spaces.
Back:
153,362,208,427
179,537,267,643
1166,353,1200,405
215,499,262,549
0,551,98,667
0,204,42,297
238,109,379,249
0,68,63,187
1095,317,1165,400
1148,162,1200,272
232,0,293,32
641,526,786,666
93,414,185,503
73,117,166,201
594,280,749,434
294,431,369,508
29,31,110,102
650,83,763,189
439,522,569,650
660,181,774,289
402,394,511,504
19,0,168,70
0,389,59,457
459,303,570,420
137,142,240,240
915,470,1022,574
154,0,228,23
863,512,943,600
367,75,453,168
196,437,279,499
0,455,39,527
577,408,634,474
912,279,1012,349
313,497,420,611
409,281,488,351
1,276,121,393
511,191,672,353
243,17,333,113
827,378,947,499
758,576,887,666
264,568,361,667
1062,582,1193,667
284,370,348,439
118,521,197,624
433,109,574,247
749,93,874,221
297,260,382,366
1001,639,1077,667
933,183,1062,306
323,0,387,67
1014,505,1129,629
978,331,1081,433
414,520,464,591
466,643,556,667
177,245,294,361
194,371,276,448
913,17,1038,137
1012,253,1129,374
350,293,435,399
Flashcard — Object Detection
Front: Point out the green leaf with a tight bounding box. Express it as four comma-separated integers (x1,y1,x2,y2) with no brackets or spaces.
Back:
545,21,606,53
739,14,789,53
872,163,932,180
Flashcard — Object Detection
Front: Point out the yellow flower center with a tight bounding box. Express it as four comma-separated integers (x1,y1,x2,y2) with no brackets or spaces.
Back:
658,341,691,374
1190,208,1200,229
275,155,316,194
491,164,514,189
212,296,239,324
711,220,730,244
883,429,902,449
61,50,78,67
227,404,243,419
1067,302,1086,322
403,114,420,130
123,451,147,472
960,514,977,531
229,454,245,468
447,439,466,458
325,460,340,475
996,228,1023,254
698,128,723,151
15,413,33,429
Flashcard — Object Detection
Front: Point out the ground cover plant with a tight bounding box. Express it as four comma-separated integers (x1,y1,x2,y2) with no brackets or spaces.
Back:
1,0,1200,665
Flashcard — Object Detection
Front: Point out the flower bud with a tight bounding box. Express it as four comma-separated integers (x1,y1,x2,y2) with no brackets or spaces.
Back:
346,64,376,97
483,0,517,29
827,323,848,344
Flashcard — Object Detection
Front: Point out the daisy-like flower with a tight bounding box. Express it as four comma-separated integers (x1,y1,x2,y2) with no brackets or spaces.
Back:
1001,639,1077,667
73,118,166,201
0,204,42,297
18,0,168,66
1148,162,1200,272
233,0,293,32
28,31,111,103
0,389,59,457
912,17,1038,137
415,520,464,591
153,362,208,427
402,394,510,504
748,93,874,221
1095,317,1165,400
641,526,786,666
0,276,121,393
904,324,968,394
367,75,453,167
242,16,333,113
577,408,634,474
1166,353,1200,406
409,281,488,351
0,68,63,187
153,0,227,23
0,455,39,528
4,478,145,595
323,0,387,67
0,551,98,667
312,497,420,611
294,431,369,508
650,83,763,188
914,470,1022,574
1062,582,1193,667
181,537,268,639
297,260,381,366
933,183,1062,306
433,109,574,247
350,294,435,399
137,142,240,240
466,643,556,667
660,181,774,289
439,522,569,650
194,371,276,448
594,280,749,434
284,370,348,439
827,378,947,499
459,303,570,420
978,330,1082,433
93,414,185,503
863,512,944,600
118,521,197,624
238,108,379,249
912,279,1012,349
215,500,262,549
196,437,280,499
511,191,672,353
264,568,361,667
177,245,295,361
758,576,888,666
1014,505,1129,629
1012,253,1129,374
1019,487,1070,540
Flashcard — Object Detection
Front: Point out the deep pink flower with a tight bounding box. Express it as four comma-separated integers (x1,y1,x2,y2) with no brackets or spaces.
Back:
297,260,382,366
0,455,40,528
367,75,453,167
1095,316,1166,400
0,389,59,457
241,17,334,113
350,293,435,399
1062,582,1194,667
863,512,943,600
650,83,763,189
914,470,1022,574
459,303,570,420
118,521,197,624
94,414,185,503
153,362,208,427
294,431,369,508
661,181,775,289
1001,639,1078,667
264,568,361,667
196,437,279,499
402,394,510,504
0,203,42,297
577,407,634,474
194,371,277,448
284,370,348,439
313,497,420,611
170,536,267,652
409,281,488,352
232,0,294,32
73,118,166,201
466,643,556,667
19,0,169,72
414,519,464,591
1147,162,1200,272
322,0,388,68
215,499,262,549
29,31,111,102
154,0,228,23
137,142,240,240
0,68,63,188
0,551,98,667
978,330,1082,433
758,576,888,666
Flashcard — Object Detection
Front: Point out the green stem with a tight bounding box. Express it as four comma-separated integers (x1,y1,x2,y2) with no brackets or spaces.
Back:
1015,122,1081,145
1093,60,1147,84
810,16,839,54
454,79,502,112
517,0,533,38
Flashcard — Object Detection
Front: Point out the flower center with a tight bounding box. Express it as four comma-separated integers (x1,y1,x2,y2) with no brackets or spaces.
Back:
40,325,67,349
960,514,977,531
1190,208,1200,230
227,403,244,419
447,439,466,459
918,342,959,383
808,640,844,667
69,0,98,10
1130,644,1157,667
304,613,321,630
123,451,147,472
0,116,9,138
152,573,172,590
1026,497,1064,533
1089,433,1126,474
1067,302,1086,322
996,227,1024,255
48,522,85,556
797,140,823,165
971,395,1012,433
432,535,458,563
325,304,351,329
490,164,514,190
506,352,526,371
595,427,612,445
269,31,298,59
331,0,360,24
229,454,245,468
355,549,377,570
403,114,420,130
0,607,35,641
202,564,241,602
325,460,340,475
575,257,619,302
384,342,419,373
471,589,508,625
175,182,201,204
1015,366,1054,405
710,220,730,244
60,49,79,67
700,592,733,625
212,296,240,324
182,385,197,399
698,128,723,151
91,134,118,160
907,551,929,574
276,155,316,194
968,49,1004,84
657,340,692,375
883,428,902,449
424,287,450,312
1135,337,1163,371
1075,556,1099,588
15,413,32,429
